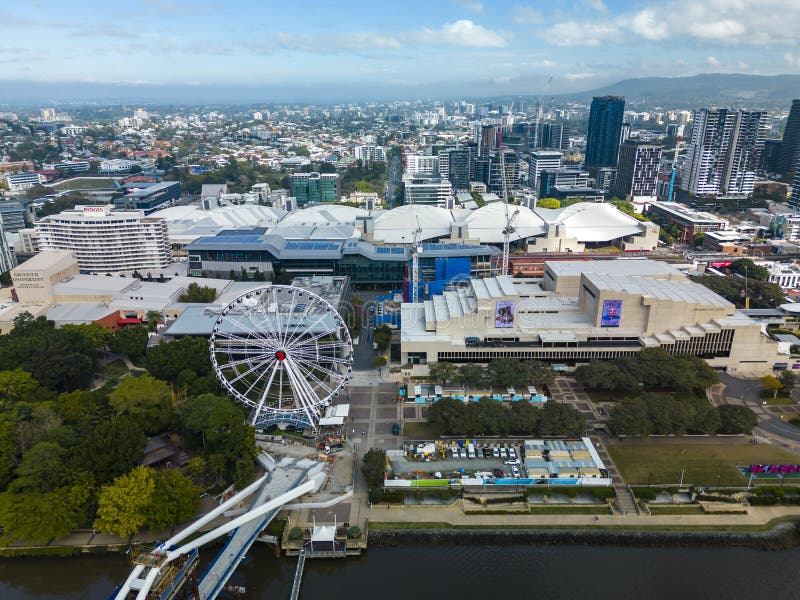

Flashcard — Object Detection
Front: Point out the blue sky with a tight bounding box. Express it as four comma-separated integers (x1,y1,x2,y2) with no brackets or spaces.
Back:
2,0,799,96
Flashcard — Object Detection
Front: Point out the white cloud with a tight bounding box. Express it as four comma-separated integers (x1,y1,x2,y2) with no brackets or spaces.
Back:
512,6,543,25
785,53,800,68
410,20,509,47
548,0,800,47
582,0,607,10
688,19,746,39
630,10,668,40
452,0,484,14
550,21,618,46
707,55,721,67
563,72,595,80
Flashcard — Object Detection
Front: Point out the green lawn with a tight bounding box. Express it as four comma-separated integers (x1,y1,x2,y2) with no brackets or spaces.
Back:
764,396,796,406
52,177,117,190
647,505,704,515
607,442,800,487
403,421,441,439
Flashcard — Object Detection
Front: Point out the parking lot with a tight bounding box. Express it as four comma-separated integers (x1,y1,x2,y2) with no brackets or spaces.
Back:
338,383,403,451
392,440,527,478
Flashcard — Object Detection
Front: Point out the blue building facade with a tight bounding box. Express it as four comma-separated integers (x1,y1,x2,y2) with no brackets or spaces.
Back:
585,96,625,169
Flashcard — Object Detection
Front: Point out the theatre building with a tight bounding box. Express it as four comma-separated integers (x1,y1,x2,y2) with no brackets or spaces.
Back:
401,259,777,376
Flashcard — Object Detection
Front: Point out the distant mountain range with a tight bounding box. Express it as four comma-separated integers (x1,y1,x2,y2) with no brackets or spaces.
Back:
560,74,800,108
0,73,798,107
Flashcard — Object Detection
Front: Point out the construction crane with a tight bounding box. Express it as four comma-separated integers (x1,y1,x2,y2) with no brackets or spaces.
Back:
497,129,519,275
410,216,423,303
501,205,520,276
666,135,682,202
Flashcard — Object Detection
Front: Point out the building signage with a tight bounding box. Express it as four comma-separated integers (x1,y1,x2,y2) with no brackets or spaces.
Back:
746,464,800,478
600,299,622,327
494,300,515,328
81,205,110,215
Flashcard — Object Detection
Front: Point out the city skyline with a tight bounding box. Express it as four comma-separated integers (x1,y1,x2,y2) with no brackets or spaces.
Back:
2,0,800,100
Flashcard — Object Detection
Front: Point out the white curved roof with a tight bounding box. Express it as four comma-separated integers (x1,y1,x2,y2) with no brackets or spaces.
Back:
462,203,546,243
371,204,455,243
279,204,369,227
535,202,643,243
152,205,287,244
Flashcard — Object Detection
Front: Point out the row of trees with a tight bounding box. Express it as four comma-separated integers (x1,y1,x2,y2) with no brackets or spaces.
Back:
608,394,757,436
427,397,585,437
692,274,784,309
575,348,719,396
427,358,554,390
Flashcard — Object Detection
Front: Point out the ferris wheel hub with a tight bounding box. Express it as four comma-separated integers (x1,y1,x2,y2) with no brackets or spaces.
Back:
275,349,287,362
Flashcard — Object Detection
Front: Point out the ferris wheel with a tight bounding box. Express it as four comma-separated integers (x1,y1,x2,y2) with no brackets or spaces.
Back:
209,285,353,430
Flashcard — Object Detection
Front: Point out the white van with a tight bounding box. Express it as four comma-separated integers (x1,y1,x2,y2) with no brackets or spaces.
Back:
467,444,476,459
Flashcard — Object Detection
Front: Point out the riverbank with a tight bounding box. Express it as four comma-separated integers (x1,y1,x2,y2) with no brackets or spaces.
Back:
369,519,800,550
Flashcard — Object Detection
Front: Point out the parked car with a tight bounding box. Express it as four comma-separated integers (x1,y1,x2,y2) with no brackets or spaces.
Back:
492,447,500,458
459,448,467,459
511,465,521,478
504,459,520,466
500,447,508,459
451,448,458,459
392,423,400,435
508,448,517,459
483,447,493,458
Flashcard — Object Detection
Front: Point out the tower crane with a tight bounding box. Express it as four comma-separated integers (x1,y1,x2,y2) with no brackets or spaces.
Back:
410,216,423,303
666,135,682,203
497,129,519,275
501,205,520,276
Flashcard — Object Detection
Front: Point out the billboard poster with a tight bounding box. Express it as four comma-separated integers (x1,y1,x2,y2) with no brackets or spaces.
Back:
495,301,515,328
601,299,622,327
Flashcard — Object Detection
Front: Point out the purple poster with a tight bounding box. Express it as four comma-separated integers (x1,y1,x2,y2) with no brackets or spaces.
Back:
601,300,622,327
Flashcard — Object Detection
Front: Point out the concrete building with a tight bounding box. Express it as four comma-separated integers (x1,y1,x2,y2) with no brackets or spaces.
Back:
403,176,453,206
354,144,386,165
613,140,662,211
3,172,44,192
10,250,80,305
35,205,171,274
648,202,727,244
401,260,778,375
550,185,605,204
681,108,768,199
528,150,562,191
538,168,589,198
114,181,181,214
405,154,440,177
766,263,800,290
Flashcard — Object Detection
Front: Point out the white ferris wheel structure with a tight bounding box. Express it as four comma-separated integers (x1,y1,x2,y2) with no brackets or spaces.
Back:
209,284,353,430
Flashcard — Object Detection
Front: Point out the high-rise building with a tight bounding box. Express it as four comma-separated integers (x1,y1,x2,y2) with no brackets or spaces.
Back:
528,150,562,190
35,205,170,274
476,125,499,156
440,147,470,190
681,108,767,198
614,141,662,206
403,176,453,206
354,144,386,165
790,162,800,211
596,167,617,196
538,168,589,198
777,99,800,177
404,154,439,177
290,172,341,206
585,96,626,169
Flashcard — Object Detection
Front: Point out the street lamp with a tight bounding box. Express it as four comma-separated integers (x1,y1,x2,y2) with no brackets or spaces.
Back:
716,473,721,493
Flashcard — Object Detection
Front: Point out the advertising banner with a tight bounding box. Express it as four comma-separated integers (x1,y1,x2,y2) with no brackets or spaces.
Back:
601,299,622,327
495,300,515,328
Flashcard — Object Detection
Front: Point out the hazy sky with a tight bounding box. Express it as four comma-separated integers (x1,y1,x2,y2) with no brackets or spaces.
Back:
2,0,799,94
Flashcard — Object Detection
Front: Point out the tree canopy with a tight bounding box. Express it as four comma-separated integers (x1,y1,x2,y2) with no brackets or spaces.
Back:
179,282,218,303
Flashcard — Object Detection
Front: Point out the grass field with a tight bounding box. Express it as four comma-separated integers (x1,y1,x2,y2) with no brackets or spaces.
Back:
52,177,117,190
607,442,800,487
764,396,796,406
403,421,441,439
647,506,705,516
